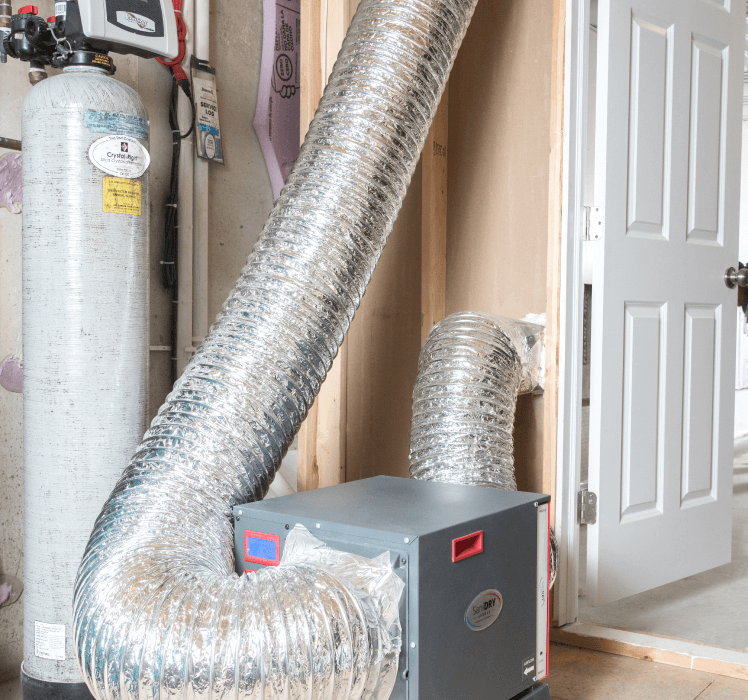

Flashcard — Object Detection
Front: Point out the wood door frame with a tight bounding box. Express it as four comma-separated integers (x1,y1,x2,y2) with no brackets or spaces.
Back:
553,0,589,627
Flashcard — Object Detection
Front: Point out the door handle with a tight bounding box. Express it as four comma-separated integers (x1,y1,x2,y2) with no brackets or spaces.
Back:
724,266,748,289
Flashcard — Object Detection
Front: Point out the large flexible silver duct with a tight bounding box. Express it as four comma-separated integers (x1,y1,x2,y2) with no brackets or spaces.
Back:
408,311,558,584
74,1,478,699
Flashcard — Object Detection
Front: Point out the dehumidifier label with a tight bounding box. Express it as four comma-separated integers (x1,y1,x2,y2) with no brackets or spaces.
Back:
464,589,503,631
536,502,550,680
34,620,65,661
89,135,150,179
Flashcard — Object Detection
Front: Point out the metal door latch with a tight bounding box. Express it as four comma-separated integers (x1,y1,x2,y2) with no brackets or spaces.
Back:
578,482,597,525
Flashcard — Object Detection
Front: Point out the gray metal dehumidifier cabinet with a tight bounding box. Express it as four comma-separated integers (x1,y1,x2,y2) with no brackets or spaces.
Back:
233,476,551,700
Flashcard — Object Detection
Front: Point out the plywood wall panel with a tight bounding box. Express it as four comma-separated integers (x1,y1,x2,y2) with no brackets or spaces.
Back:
447,0,553,321
447,0,554,492
345,164,423,482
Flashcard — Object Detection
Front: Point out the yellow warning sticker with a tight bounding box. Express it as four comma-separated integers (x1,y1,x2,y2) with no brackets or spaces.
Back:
103,177,141,215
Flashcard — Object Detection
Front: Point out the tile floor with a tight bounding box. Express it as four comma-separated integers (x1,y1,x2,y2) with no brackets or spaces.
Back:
578,442,748,651
3,644,747,700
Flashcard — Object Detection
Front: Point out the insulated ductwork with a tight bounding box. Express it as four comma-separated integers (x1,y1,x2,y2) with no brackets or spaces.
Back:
74,1,479,699
408,311,558,585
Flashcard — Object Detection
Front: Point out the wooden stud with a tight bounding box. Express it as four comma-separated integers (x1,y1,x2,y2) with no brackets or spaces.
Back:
298,0,352,492
421,83,449,345
544,0,566,537
300,0,325,148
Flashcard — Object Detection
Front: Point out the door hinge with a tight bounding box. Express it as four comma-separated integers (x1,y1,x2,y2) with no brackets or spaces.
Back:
583,206,603,241
578,481,598,525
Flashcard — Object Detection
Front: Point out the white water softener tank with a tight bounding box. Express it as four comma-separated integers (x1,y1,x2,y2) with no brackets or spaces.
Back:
21,67,150,697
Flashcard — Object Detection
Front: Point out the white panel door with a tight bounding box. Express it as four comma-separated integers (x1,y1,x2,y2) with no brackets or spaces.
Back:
587,0,744,605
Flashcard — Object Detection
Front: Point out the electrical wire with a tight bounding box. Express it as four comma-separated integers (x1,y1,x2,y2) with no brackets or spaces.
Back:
157,0,195,380
160,76,194,381
157,0,189,81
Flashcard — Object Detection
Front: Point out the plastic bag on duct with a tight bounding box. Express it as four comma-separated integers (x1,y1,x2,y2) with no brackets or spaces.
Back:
281,525,405,700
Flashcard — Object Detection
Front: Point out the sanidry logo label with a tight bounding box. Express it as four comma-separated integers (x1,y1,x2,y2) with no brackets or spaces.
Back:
116,11,156,33
464,589,503,632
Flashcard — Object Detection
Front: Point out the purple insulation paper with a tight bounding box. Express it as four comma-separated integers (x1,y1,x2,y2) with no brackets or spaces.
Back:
254,0,300,201
0,355,23,393
0,152,23,213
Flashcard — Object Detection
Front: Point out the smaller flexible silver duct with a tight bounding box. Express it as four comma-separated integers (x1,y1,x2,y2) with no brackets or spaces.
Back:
409,311,557,584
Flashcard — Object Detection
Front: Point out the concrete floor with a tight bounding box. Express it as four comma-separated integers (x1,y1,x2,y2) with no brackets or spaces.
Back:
0,676,19,700
546,643,748,699
579,443,748,651
3,644,747,700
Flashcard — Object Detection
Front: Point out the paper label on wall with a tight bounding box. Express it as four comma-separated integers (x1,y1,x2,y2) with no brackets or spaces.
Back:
34,621,65,660
193,75,225,163
88,135,150,179
103,177,142,215
84,111,150,140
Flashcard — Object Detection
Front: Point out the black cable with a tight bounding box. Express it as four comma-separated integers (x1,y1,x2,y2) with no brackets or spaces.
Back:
160,74,196,380
179,78,196,139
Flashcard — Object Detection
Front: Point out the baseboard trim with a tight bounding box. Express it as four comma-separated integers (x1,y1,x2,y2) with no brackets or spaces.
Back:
551,622,748,682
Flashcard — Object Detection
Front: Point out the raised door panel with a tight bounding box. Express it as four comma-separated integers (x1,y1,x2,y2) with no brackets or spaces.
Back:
627,16,673,239
681,304,720,505
687,37,727,244
620,303,666,522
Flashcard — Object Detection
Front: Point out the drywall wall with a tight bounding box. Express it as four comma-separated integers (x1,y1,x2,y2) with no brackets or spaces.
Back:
446,0,553,492
0,146,23,681
0,0,270,678
208,0,273,322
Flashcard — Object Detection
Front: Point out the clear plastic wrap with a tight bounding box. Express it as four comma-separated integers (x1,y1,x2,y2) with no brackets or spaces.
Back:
73,2,479,699
408,311,557,585
281,526,405,699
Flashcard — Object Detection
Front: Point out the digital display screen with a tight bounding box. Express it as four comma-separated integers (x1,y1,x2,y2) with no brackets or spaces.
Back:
245,532,279,565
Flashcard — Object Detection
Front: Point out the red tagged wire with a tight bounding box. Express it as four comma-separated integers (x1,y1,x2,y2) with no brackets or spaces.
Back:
157,0,188,81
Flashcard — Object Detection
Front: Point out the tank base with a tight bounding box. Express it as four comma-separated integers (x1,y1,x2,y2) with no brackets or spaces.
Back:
21,667,95,700
511,682,552,700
